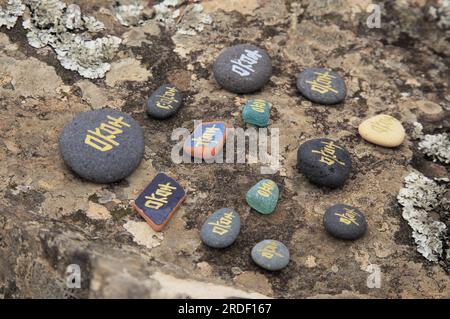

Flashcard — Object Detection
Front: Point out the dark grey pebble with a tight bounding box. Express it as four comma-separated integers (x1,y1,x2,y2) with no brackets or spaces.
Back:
59,108,144,183
296,67,346,104
213,44,272,94
251,240,290,271
323,204,367,240
200,208,240,248
146,84,183,119
297,138,352,188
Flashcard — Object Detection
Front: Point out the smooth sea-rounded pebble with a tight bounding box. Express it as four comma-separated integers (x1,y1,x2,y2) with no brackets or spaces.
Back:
242,99,270,127
246,179,279,215
59,108,144,183
213,44,272,94
323,204,367,240
297,138,352,188
251,240,290,271
358,114,405,147
200,208,240,248
296,67,346,104
146,84,183,119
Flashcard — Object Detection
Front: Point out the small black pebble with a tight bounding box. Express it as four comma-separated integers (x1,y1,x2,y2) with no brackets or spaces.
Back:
297,138,352,188
323,204,367,240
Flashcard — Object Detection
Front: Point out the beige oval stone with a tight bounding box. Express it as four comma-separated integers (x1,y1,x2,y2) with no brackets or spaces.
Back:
416,100,443,115
358,114,405,147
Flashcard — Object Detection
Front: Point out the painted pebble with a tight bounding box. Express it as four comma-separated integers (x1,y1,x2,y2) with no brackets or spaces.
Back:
133,172,186,232
323,204,367,240
246,179,279,215
358,114,405,148
213,44,272,94
251,240,290,271
296,67,346,104
242,99,270,127
59,108,144,183
146,84,183,119
200,208,240,248
297,138,352,188
183,121,228,160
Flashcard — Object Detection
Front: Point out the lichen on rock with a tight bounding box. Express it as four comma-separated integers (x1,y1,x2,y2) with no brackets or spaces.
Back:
429,0,450,29
3,0,122,79
154,0,211,35
113,1,146,27
411,121,424,140
176,3,212,35
410,121,450,164
0,0,25,29
397,172,449,262
22,0,121,79
418,133,450,164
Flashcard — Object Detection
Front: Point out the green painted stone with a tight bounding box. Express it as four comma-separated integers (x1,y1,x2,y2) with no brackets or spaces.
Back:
246,179,279,214
242,99,270,127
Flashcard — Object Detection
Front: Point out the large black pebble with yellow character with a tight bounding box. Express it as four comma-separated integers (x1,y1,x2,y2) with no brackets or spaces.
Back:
59,108,144,183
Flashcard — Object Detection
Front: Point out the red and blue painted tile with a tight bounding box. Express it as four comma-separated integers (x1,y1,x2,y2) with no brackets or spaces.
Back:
183,121,228,160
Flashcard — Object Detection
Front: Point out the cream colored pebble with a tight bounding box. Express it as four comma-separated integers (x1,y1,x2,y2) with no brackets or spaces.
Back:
358,114,405,148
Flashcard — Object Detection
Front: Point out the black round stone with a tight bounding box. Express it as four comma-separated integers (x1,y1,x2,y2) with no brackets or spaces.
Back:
296,68,346,104
213,44,272,94
323,204,367,240
59,108,144,183
297,138,352,188
146,84,183,119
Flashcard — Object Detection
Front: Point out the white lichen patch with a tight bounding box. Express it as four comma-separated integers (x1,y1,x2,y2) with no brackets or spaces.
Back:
411,121,450,164
418,133,450,164
429,0,450,29
411,121,424,140
0,0,25,29
154,0,211,36
52,36,121,79
124,220,164,249
10,184,32,195
154,0,181,27
397,172,449,262
176,4,212,36
10,0,122,79
113,1,144,27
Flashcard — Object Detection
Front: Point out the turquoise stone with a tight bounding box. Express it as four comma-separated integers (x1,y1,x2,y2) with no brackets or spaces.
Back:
245,179,279,215
242,99,270,127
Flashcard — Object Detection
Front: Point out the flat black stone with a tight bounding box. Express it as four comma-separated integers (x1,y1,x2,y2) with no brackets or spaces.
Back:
213,44,272,94
146,84,183,119
297,138,352,188
296,68,346,104
323,204,367,240
59,108,144,183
